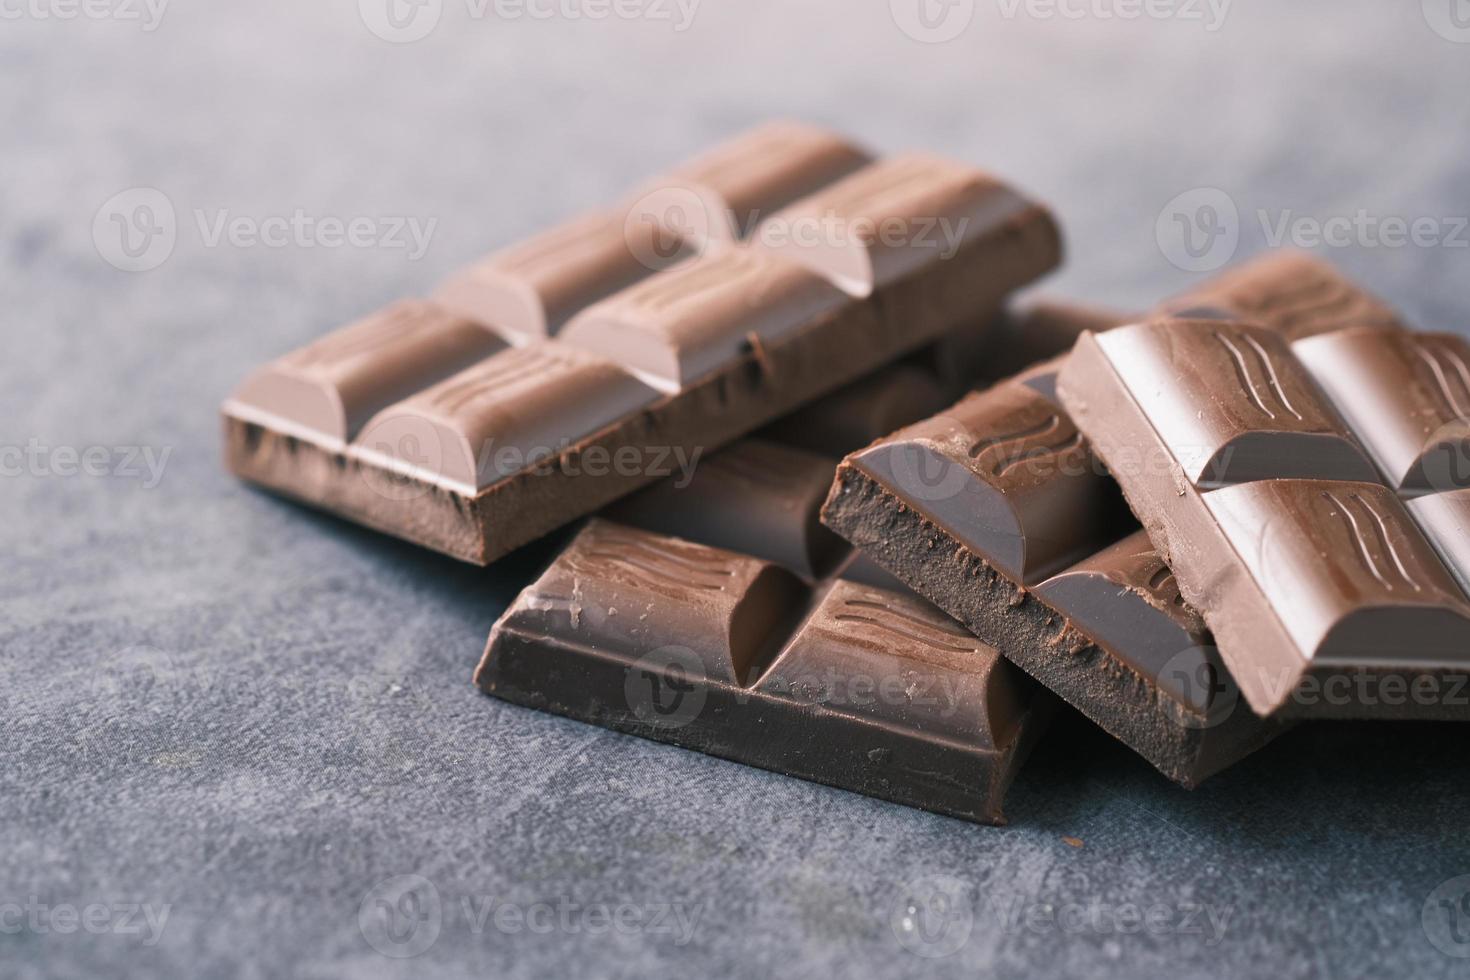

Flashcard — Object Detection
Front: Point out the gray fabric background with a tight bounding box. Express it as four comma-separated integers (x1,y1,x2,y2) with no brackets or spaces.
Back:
4,1,1469,977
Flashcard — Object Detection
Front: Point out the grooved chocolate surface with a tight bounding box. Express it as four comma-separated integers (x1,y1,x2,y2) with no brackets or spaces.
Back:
822,361,1286,787
1294,326,1470,495
1086,318,1378,487
1059,286,1470,720
477,520,1052,824
1156,250,1406,338
222,129,1061,565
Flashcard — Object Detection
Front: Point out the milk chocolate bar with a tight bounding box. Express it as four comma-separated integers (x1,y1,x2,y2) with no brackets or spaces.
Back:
1059,267,1470,719
434,122,872,343
1156,250,1405,338
821,361,1286,787
477,519,1053,824
222,127,1060,565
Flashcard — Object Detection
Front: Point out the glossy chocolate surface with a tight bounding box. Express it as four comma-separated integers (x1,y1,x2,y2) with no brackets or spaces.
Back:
1059,281,1470,719
1294,326,1470,494
605,438,849,581
757,153,1033,298
478,520,1049,824
1157,250,1405,339
848,380,1121,586
226,300,504,443
223,128,1060,564
1089,318,1378,487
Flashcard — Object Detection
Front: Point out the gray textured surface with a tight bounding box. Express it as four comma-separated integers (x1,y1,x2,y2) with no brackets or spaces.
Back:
4,2,1470,977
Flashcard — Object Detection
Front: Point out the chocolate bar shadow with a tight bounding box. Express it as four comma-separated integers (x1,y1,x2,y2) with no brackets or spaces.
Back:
245,485,568,628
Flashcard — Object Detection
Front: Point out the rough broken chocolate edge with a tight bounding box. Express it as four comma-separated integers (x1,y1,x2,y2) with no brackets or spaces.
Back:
820,462,1289,788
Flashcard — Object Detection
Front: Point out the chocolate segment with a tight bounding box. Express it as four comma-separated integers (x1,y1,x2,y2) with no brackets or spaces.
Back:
753,579,1025,748
225,300,504,443
1085,318,1378,487
1157,250,1405,339
224,136,1060,565
846,381,1120,586
822,371,1286,787
1407,490,1470,595
498,520,807,684
1034,532,1213,708
1202,481,1470,668
356,343,659,491
1293,327,1470,494
757,154,1036,298
432,209,683,346
558,248,848,392
434,124,867,344
604,439,848,581
629,120,871,247
1059,318,1470,719
478,520,1051,824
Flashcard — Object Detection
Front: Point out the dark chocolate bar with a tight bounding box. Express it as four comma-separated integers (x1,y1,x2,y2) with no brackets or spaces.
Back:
1059,264,1470,719
477,519,1053,824
222,125,1060,565
821,361,1287,787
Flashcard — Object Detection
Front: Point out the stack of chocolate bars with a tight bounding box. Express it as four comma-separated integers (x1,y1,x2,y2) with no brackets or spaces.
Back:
223,122,1470,825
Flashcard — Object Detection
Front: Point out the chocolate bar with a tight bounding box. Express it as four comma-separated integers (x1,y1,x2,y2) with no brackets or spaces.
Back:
821,360,1287,787
1058,256,1470,719
477,519,1053,824
222,125,1060,565
1156,250,1405,338
433,122,873,342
